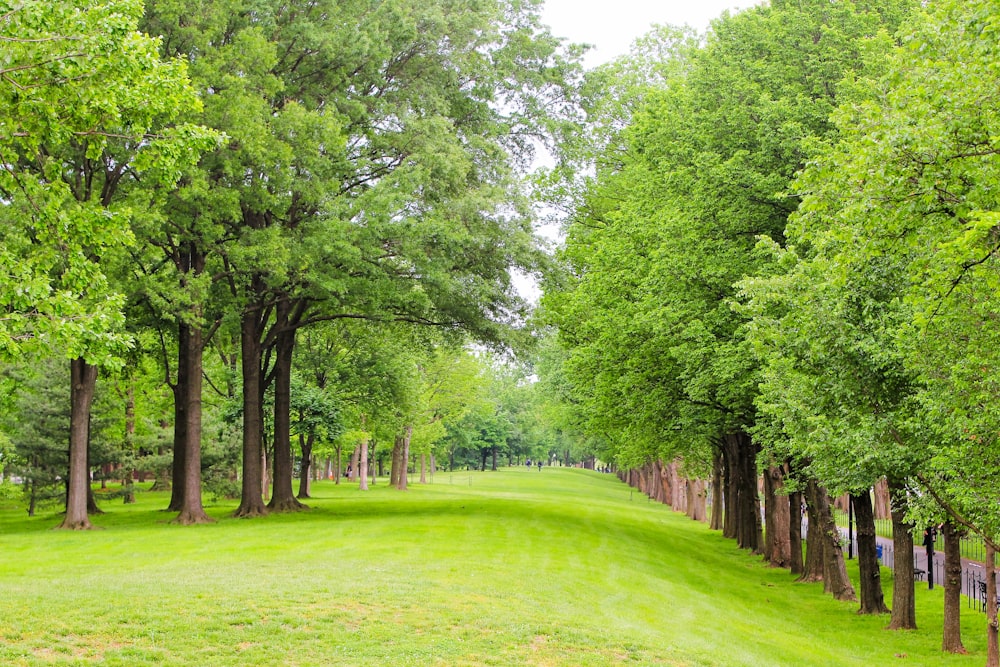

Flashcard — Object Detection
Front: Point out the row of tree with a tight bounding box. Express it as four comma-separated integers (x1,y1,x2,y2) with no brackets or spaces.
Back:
0,327,567,513
540,0,1000,661
0,0,591,526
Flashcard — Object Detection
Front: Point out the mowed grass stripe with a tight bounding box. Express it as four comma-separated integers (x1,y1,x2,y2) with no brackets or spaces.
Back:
0,467,987,665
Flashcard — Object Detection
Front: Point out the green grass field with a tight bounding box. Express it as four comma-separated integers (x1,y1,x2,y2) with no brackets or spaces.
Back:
0,468,988,666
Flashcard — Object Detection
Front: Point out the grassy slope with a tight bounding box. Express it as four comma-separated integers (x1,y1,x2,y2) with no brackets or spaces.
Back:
0,468,987,666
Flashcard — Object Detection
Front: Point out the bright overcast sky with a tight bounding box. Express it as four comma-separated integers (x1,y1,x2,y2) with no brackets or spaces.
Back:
541,0,763,67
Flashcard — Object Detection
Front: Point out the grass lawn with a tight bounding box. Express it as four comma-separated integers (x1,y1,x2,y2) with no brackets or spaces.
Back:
0,467,989,666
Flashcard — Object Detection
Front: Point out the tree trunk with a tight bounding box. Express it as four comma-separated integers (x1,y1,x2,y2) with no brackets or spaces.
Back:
815,484,856,601
788,486,804,576
166,322,189,513
123,382,136,504
491,444,497,471
724,432,761,552
59,358,98,530
234,307,268,517
687,479,707,522
419,453,427,484
722,439,737,539
172,314,212,525
297,433,314,499
941,521,966,653
710,450,723,531
852,491,888,614
988,544,999,667
359,439,369,491
873,477,891,520
765,466,791,568
390,436,403,487
800,478,825,583
397,425,411,490
268,318,306,513
348,445,359,482
886,481,917,630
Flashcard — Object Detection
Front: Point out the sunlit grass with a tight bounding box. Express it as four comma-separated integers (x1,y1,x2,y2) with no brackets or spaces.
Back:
0,468,989,665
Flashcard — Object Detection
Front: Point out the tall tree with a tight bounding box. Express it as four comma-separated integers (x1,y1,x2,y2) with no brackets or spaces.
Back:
142,0,576,517
0,0,214,529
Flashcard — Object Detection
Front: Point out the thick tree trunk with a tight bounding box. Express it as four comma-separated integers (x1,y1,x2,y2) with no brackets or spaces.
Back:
873,477,891,520
297,433,314,499
390,436,403,487
419,454,427,484
710,450,723,531
268,320,305,513
988,545,999,667
167,322,189,512
173,317,212,525
941,521,966,653
815,485,856,601
886,482,917,630
672,463,686,512
397,425,411,490
788,486,804,576
234,308,268,517
687,479,707,521
765,466,791,568
724,432,762,552
722,440,737,540
59,358,98,530
348,445,359,482
800,478,825,583
852,491,889,614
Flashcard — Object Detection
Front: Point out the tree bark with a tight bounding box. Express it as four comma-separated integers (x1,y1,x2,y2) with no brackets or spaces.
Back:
723,432,762,552
234,307,268,517
359,439,369,491
58,358,98,530
397,425,412,490
873,477,891,520
852,491,889,614
268,316,306,513
800,478,825,583
886,481,917,630
123,382,136,504
166,322,189,512
710,450,723,531
788,486,804,576
348,445,359,482
419,453,427,484
390,436,403,487
172,314,212,525
816,484,856,601
941,521,966,653
765,466,791,568
297,433,314,499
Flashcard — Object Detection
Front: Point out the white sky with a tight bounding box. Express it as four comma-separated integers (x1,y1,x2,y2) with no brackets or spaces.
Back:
515,0,763,302
541,0,763,67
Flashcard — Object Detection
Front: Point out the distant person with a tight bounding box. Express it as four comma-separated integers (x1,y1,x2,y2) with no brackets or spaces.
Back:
526,459,531,468
537,460,542,471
